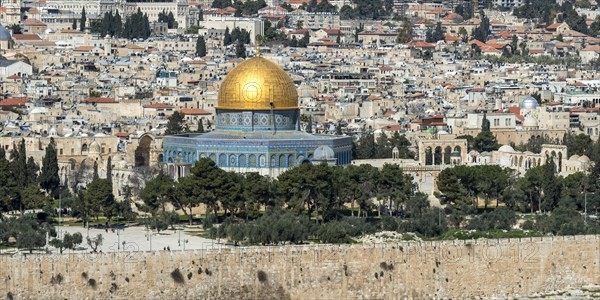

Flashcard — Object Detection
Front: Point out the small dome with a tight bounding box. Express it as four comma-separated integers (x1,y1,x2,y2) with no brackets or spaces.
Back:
0,25,11,41
450,150,461,157
520,95,539,109
578,155,590,163
523,116,538,128
89,141,101,154
498,145,515,153
392,146,399,153
437,130,449,135
569,154,580,161
313,145,334,161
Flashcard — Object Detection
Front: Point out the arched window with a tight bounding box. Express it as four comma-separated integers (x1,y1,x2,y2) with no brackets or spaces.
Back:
249,154,256,167
279,155,285,167
259,154,266,167
239,154,247,167
209,153,216,162
287,155,293,168
219,153,226,166
229,154,236,166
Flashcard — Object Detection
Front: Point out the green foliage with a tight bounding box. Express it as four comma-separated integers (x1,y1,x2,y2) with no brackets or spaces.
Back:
396,20,412,43
231,0,266,15
437,165,510,208
471,11,491,42
80,7,87,31
196,36,206,57
454,3,473,19
39,138,60,197
165,111,186,135
122,9,151,40
513,0,556,24
158,10,178,29
86,234,103,252
50,232,83,253
224,27,251,46
84,179,117,223
235,39,246,58
563,133,593,157
212,0,232,8
339,5,356,20
316,221,349,243
399,207,447,237
93,10,123,38
140,172,175,214
473,113,499,152
541,158,560,212
466,207,517,230
0,215,54,253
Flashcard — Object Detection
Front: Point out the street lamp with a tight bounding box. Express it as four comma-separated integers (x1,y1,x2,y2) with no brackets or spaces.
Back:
145,225,152,251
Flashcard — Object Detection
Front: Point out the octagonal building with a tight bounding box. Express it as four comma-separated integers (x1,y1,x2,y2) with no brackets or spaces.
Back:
162,57,353,177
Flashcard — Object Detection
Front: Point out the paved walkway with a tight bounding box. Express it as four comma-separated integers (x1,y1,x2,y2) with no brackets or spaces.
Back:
59,225,225,253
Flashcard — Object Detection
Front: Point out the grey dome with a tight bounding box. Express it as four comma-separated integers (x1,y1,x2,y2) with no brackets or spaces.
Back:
313,145,334,161
0,25,11,41
520,95,538,109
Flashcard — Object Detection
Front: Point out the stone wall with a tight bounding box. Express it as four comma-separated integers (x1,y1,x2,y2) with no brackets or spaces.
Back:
1,235,599,299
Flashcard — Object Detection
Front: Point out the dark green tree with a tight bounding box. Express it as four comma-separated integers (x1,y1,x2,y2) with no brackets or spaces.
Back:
80,7,87,31
39,138,60,196
165,111,186,135
85,178,117,224
339,5,355,20
140,171,175,214
235,39,246,58
473,113,499,152
26,157,38,185
224,27,232,45
72,18,77,31
196,35,206,57
541,158,560,212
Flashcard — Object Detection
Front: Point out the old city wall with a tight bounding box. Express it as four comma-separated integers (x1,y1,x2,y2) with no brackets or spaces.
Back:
1,235,599,299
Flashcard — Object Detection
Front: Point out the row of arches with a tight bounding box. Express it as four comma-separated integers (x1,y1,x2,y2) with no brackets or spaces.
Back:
423,146,462,166
510,155,542,171
164,150,315,169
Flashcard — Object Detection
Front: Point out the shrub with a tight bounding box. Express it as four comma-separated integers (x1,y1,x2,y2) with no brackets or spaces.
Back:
316,221,348,243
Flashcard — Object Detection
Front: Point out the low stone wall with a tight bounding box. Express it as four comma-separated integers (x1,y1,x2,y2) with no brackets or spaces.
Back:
1,235,599,299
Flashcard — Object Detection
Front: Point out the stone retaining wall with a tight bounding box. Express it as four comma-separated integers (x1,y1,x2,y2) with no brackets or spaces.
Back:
1,235,599,299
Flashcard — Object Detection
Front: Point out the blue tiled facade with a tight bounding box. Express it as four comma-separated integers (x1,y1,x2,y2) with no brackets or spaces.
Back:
163,109,352,175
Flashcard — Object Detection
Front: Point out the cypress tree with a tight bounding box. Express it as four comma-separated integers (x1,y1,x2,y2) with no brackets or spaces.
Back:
235,39,246,58
26,157,38,185
113,10,122,37
40,138,60,197
224,27,231,45
93,161,99,180
541,157,560,212
80,7,87,31
72,18,77,31
106,156,112,184
196,36,206,57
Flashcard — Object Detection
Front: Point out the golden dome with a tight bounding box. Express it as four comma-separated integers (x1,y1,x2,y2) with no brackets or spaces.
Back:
217,57,298,110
